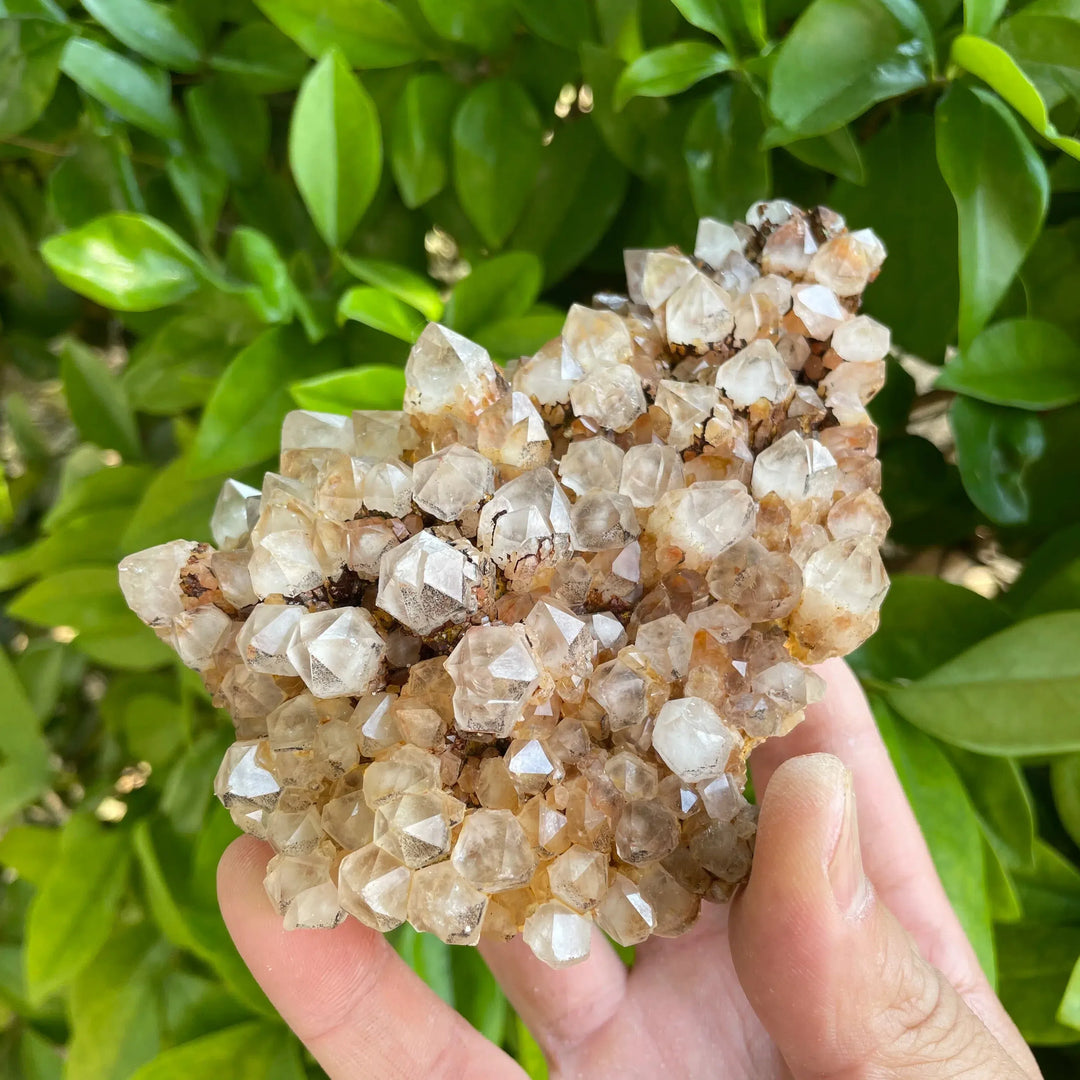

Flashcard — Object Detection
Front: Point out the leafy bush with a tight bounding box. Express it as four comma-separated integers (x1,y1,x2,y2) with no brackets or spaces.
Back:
1,0,1080,1075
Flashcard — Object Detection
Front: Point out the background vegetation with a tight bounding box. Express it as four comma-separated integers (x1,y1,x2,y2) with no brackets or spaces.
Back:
1,0,1080,1075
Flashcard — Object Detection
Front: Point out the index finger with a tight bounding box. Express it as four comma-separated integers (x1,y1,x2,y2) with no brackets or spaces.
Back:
218,836,527,1080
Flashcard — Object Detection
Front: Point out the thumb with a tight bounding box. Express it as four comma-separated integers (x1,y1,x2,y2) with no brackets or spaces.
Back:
729,754,1033,1080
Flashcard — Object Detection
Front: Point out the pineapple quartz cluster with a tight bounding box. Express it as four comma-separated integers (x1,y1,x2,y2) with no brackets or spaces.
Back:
119,200,891,968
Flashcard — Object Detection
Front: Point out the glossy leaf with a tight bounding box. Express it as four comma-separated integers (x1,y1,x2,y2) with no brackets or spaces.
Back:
165,155,227,246
418,0,517,51
390,71,462,209
994,0,1080,107
452,79,542,248
768,0,931,137
41,213,204,311
81,0,204,72
951,34,1080,160
127,1023,303,1080
613,42,732,109
474,310,567,360
24,815,131,1003
290,365,406,412
337,286,426,341
59,38,181,140
0,20,68,140
0,647,52,822
782,126,866,184
936,85,1050,347
670,0,766,51
120,453,220,552
851,575,1012,682
1005,524,1080,619
444,252,543,336
684,80,771,222
59,338,141,459
1052,754,1080,851
937,318,1080,409
513,0,595,47
289,49,382,249
997,923,1080,1044
209,22,308,93
950,396,1045,525
186,78,270,185
339,253,444,321
875,702,996,983
191,326,340,477
965,0,1008,35
254,0,424,68
886,611,1080,754
226,227,293,324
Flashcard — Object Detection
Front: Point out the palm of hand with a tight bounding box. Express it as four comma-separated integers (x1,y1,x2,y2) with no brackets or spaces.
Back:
219,661,1040,1080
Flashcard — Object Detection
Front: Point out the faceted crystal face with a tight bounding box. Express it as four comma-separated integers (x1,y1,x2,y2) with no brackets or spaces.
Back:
376,530,494,636
285,607,386,698
412,444,495,520
444,624,541,736
404,323,504,420
125,198,890,968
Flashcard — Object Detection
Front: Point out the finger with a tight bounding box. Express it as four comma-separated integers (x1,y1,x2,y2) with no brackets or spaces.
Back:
730,754,1039,1080
478,925,627,1057
749,658,1031,1066
218,837,526,1080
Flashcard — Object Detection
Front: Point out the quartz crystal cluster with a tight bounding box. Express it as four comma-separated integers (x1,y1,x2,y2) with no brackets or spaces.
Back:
119,201,890,968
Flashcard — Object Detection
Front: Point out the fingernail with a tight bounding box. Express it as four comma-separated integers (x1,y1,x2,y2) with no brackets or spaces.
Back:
827,769,870,917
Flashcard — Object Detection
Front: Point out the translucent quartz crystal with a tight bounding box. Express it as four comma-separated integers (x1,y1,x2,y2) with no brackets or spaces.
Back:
413,445,495,520
123,198,890,968
285,607,386,698
445,624,541,736
403,323,504,420
376,530,494,635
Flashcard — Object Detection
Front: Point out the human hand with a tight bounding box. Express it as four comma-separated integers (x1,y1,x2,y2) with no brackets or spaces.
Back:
218,659,1042,1079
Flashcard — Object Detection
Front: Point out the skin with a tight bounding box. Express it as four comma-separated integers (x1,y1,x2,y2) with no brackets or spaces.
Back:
218,659,1044,1080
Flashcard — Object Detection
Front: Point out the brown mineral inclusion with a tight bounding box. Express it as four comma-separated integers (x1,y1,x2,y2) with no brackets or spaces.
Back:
120,200,890,968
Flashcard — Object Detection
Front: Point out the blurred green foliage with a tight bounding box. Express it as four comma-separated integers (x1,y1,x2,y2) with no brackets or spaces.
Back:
1,0,1080,1076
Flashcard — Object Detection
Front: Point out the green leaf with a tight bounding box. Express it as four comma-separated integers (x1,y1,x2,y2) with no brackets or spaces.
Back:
1060,954,1080,1034
997,923,1080,1044
0,647,52,822
393,924,455,1003
874,703,996,984
830,113,958,363
782,126,866,185
121,453,220,550
994,0,1080,108
165,155,227,247
886,611,1080,754
950,395,1045,525
474,310,567,360
1052,754,1080,850
339,254,444,321
943,748,1036,867
670,0,738,49
452,948,508,1042
951,34,1080,160
41,213,204,311
289,365,406,412
513,0,595,47
768,0,931,137
936,84,1050,348
209,22,308,94
684,80,770,222
512,1015,548,1078
190,325,341,477
390,71,462,209
1012,840,1080,924
452,79,542,249
58,339,139,459
0,20,68,140
417,0,518,52
965,0,1008,35
1023,219,1080,344
186,78,270,185
444,252,542,336
59,38,181,140
1005,524,1080,619
226,227,293,324
81,0,204,72
336,286,426,341
128,1023,303,1080
254,0,424,69
851,575,1012,681
0,826,59,886
509,120,630,285
9,565,137,636
937,318,1080,409
289,49,382,249
24,815,131,1004
613,42,732,109
67,925,166,1080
